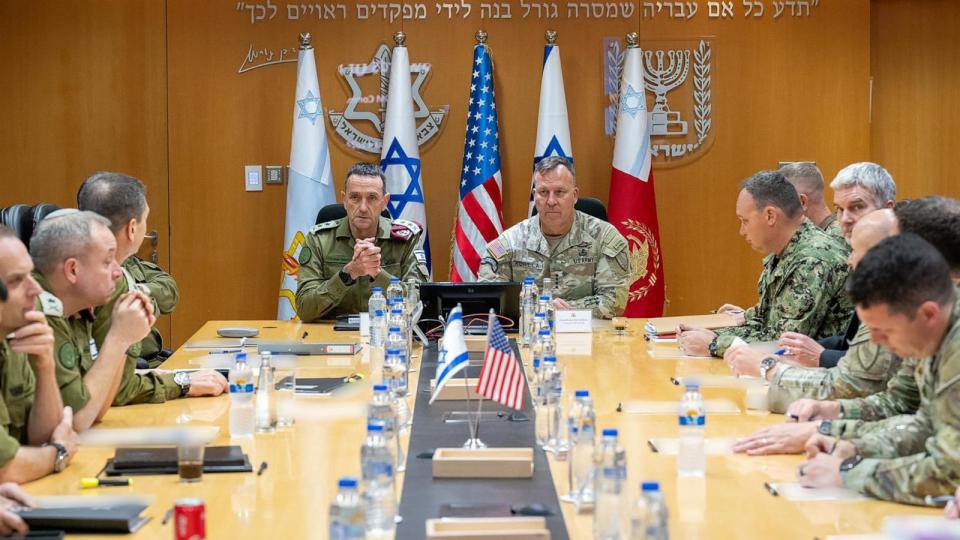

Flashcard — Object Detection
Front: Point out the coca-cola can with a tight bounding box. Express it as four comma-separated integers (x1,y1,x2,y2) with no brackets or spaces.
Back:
174,498,206,540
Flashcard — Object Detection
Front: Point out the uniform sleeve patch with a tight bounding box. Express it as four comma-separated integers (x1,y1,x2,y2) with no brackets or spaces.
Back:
298,245,313,265
414,249,427,264
58,342,78,370
487,239,508,260
391,223,415,241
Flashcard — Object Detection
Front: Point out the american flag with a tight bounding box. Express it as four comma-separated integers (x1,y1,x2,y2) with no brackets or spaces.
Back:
450,40,505,282
475,315,526,410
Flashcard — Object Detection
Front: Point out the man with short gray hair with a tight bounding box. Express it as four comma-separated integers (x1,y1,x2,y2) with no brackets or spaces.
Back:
780,162,845,246
29,211,155,431
678,170,853,357
478,156,631,318
830,162,896,240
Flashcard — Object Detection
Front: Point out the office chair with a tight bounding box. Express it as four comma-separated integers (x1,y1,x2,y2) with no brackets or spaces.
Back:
531,197,608,222
315,203,391,225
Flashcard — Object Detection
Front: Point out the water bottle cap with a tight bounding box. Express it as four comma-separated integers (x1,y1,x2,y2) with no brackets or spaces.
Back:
372,287,383,292
388,326,401,333
524,276,534,284
391,308,403,314
373,384,387,391
539,295,550,301
538,329,550,336
602,428,618,437
235,352,247,361
575,389,589,397
386,348,401,355
685,383,700,391
367,423,384,432
543,355,557,363
338,477,358,488
390,277,401,283
534,312,545,319
641,481,661,492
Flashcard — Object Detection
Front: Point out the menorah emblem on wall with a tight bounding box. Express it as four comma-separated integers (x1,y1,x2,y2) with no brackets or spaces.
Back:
643,49,691,136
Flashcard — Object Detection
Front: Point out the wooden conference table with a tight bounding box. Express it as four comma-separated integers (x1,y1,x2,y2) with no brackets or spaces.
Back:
23,319,938,539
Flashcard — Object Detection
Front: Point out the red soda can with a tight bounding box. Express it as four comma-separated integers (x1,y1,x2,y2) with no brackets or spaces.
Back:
174,498,206,540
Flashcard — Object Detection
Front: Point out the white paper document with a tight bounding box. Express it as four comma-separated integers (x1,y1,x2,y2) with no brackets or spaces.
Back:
766,482,868,502
620,398,741,415
647,437,736,455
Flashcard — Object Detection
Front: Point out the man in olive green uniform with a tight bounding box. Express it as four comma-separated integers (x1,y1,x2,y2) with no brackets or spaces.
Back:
30,211,157,431
678,170,853,358
799,234,960,505
121,256,178,367
780,162,847,248
478,156,630,319
76,171,225,402
0,227,77,483
296,162,429,321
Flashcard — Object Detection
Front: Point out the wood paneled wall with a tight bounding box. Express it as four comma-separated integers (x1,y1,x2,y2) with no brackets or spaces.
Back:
11,1,954,348
871,0,960,200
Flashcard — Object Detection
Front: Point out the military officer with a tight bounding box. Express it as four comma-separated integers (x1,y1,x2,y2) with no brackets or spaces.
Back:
296,162,429,321
477,156,630,319
780,162,846,247
78,172,181,368
799,234,960,505
0,226,77,483
76,172,224,400
678,170,853,357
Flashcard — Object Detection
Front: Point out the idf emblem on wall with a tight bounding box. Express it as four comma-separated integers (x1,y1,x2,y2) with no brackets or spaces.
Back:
605,38,714,165
328,43,449,154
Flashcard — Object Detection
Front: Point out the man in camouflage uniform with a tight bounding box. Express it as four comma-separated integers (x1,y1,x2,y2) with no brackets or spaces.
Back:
121,256,178,367
780,162,846,248
296,162,429,321
799,234,960,505
678,170,853,358
0,227,77,482
478,156,630,319
76,172,226,404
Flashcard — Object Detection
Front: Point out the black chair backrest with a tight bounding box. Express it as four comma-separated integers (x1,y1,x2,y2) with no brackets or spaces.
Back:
0,203,63,249
315,203,391,225
530,197,608,222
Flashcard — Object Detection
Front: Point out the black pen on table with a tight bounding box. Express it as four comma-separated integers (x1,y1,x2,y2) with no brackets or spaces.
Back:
301,331,309,341
257,461,268,476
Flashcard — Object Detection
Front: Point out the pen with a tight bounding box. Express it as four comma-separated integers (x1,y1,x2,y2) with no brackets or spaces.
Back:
81,477,132,488
647,440,659,453
764,482,779,497
301,331,309,340
208,349,242,355
257,461,268,476
161,507,173,525
924,495,955,505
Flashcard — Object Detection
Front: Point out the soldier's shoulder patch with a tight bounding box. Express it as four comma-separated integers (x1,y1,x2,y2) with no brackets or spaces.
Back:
310,220,340,234
38,291,63,317
413,248,427,265
487,238,508,260
57,342,78,370
391,219,421,240
298,245,313,265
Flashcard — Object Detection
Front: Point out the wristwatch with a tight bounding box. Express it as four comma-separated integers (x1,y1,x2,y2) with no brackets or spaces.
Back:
338,269,356,285
45,442,70,473
759,357,778,382
174,371,192,397
818,419,833,436
839,453,864,473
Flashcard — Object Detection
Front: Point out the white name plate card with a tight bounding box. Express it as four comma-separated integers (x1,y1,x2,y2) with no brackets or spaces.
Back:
555,310,592,333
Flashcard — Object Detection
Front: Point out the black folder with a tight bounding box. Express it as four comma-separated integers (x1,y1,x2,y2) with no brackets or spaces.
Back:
104,445,252,476
15,504,149,533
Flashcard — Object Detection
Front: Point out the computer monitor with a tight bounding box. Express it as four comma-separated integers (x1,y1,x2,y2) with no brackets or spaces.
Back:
418,282,521,334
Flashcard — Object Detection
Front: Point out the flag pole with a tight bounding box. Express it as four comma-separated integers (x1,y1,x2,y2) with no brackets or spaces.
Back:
471,309,495,444
456,304,479,447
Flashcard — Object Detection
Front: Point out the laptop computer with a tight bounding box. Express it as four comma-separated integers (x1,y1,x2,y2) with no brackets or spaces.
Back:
418,282,521,334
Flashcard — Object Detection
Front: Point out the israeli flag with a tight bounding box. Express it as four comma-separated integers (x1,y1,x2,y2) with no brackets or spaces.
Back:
529,41,574,216
430,305,469,404
278,39,336,320
381,41,431,271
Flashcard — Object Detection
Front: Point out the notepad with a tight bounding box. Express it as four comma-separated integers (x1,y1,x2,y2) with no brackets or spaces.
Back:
644,313,739,337
620,399,741,415
104,445,252,476
671,374,763,389
647,438,737,455
17,497,152,533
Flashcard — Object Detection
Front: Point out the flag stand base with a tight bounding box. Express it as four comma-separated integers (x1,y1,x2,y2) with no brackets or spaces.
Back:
461,437,488,449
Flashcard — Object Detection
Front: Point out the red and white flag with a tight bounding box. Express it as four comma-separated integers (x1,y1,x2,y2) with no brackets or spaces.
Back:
475,314,525,410
608,35,666,317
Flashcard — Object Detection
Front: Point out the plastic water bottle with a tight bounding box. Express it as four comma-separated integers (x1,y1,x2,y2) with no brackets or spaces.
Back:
385,328,408,396
329,477,365,540
255,351,277,433
631,481,669,540
361,423,396,535
229,352,255,438
369,384,404,473
388,307,410,361
678,383,706,477
540,277,557,330
594,428,627,540
569,389,596,507
539,356,562,451
369,287,387,347
385,277,404,306
384,347,410,429
520,276,538,346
